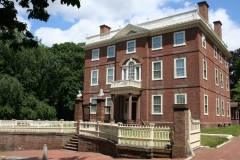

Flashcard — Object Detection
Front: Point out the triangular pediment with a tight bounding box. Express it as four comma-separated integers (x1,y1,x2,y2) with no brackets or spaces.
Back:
112,24,149,39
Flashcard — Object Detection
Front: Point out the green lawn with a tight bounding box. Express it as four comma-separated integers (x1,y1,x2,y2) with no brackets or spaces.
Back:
201,135,228,148
201,126,240,137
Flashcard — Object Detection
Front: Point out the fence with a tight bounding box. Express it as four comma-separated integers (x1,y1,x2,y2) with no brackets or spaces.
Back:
188,110,201,150
79,121,172,148
0,120,77,133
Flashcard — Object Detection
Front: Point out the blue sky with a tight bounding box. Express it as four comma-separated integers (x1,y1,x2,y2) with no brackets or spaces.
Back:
16,0,240,51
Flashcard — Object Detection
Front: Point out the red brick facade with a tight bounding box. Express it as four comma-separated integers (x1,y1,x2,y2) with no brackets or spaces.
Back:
82,1,231,127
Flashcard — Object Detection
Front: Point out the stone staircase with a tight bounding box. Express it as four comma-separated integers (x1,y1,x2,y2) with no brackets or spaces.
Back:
62,134,78,151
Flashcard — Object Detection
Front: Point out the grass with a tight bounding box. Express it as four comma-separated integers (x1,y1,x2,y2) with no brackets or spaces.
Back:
201,125,240,137
201,135,229,148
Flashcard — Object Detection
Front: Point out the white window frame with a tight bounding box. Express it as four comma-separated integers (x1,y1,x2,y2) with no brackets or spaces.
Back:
92,49,99,61
91,70,98,86
152,36,162,50
220,72,224,88
105,97,111,114
121,59,141,81
106,67,115,84
227,102,230,117
174,93,187,104
203,59,207,80
127,40,136,54
222,100,225,116
202,33,206,49
216,98,220,116
174,57,187,79
152,61,163,80
204,94,208,115
225,61,228,68
174,31,185,47
107,45,115,58
226,76,229,91
215,68,218,86
214,46,217,59
219,51,222,63
152,95,163,115
90,98,97,114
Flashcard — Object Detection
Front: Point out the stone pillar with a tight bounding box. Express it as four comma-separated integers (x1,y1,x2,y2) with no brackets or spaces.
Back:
96,98,105,122
74,98,83,122
127,93,132,124
172,104,189,158
136,95,141,124
119,96,123,122
110,94,115,122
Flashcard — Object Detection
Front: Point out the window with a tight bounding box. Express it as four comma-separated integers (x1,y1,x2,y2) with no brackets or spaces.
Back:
152,61,162,80
105,97,111,114
107,46,115,58
215,68,218,86
219,51,222,63
91,70,98,86
214,46,217,59
175,94,187,104
122,58,141,81
202,33,206,49
152,36,162,50
222,100,224,116
127,40,136,54
174,31,185,46
216,98,220,116
225,61,228,68
204,94,208,115
152,95,163,114
203,59,207,80
220,72,223,88
90,98,97,114
227,102,230,117
174,58,186,78
92,49,99,61
226,76,229,91
106,68,114,84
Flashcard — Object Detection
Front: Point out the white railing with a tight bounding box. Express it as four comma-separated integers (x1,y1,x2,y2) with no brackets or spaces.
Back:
188,110,200,150
111,79,141,89
79,121,171,148
0,120,77,133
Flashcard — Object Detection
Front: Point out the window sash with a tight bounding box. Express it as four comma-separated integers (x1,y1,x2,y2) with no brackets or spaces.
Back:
91,70,98,85
175,58,186,77
203,60,207,79
153,61,162,79
128,62,135,80
92,49,99,60
175,94,186,104
105,97,111,114
152,95,162,114
204,95,208,115
90,98,97,114
107,46,115,58
202,33,206,48
174,31,185,45
107,68,114,84
214,46,217,58
216,98,220,116
222,100,224,116
152,36,162,49
127,41,135,53
215,69,218,85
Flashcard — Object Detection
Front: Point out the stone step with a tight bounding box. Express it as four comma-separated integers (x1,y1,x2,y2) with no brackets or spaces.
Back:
63,146,77,151
66,143,78,147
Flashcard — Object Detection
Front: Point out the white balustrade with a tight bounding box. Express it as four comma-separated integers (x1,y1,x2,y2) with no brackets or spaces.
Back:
188,110,201,150
111,80,141,89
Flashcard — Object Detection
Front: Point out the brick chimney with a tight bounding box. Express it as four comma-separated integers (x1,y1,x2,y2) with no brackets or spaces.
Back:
100,25,111,34
213,21,222,39
197,1,209,22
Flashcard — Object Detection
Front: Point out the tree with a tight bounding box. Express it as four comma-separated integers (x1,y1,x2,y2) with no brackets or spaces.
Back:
0,0,81,50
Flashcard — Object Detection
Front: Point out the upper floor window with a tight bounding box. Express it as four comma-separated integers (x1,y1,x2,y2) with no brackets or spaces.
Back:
92,49,99,61
152,95,163,114
204,94,208,115
214,46,217,59
152,61,163,80
175,93,187,104
174,57,186,79
91,70,98,86
220,72,224,88
203,59,207,80
219,51,222,63
122,58,141,81
226,76,229,91
106,68,114,84
90,98,97,114
215,68,218,86
225,57,228,68
127,40,136,54
216,98,220,116
107,45,115,58
202,33,206,49
174,31,185,46
105,97,111,114
152,36,162,50
222,100,225,116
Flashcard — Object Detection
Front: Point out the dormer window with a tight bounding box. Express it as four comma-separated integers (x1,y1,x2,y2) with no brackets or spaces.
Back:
122,58,141,81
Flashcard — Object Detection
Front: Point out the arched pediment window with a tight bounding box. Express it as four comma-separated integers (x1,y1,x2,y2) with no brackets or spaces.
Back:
122,58,141,81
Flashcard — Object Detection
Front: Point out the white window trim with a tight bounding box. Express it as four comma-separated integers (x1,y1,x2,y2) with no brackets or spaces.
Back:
215,68,218,86
106,67,115,84
225,61,228,68
152,35,162,50
91,69,99,86
174,57,187,79
90,98,97,114
219,51,222,63
226,76,229,91
204,94,208,115
152,95,163,115
227,102,230,117
202,33,206,49
222,100,225,116
105,97,111,114
214,46,217,59
121,59,141,81
152,60,163,80
92,49,99,61
107,45,115,58
174,31,186,47
220,72,224,88
216,98,220,116
126,40,136,54
174,93,187,104
203,59,207,80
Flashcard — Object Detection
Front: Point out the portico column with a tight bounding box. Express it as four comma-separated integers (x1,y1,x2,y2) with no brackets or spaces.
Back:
127,93,132,124
110,94,115,122
136,95,141,124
